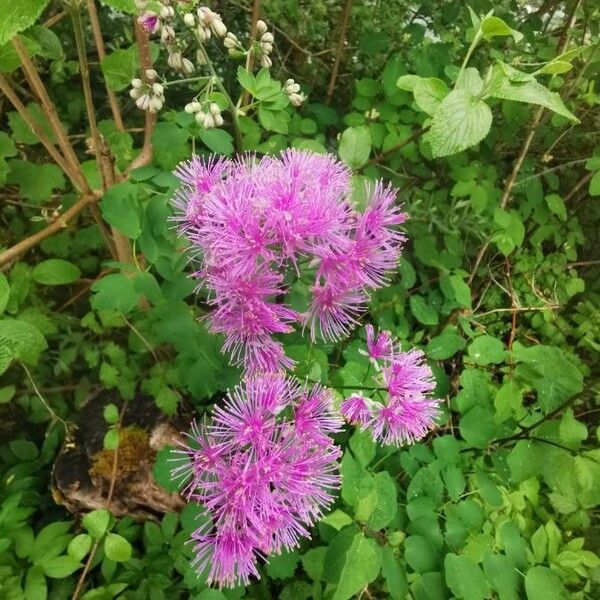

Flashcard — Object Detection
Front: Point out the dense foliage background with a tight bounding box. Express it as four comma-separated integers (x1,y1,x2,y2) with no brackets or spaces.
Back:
1,0,599,599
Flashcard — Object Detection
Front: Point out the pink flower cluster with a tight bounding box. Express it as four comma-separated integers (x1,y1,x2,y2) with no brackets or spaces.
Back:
173,150,407,373
341,325,440,445
173,375,342,587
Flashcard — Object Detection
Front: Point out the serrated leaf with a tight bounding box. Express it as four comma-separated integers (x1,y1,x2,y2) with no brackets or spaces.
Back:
100,182,141,239
0,1,50,46
0,318,47,367
428,89,492,157
413,78,449,115
524,566,567,600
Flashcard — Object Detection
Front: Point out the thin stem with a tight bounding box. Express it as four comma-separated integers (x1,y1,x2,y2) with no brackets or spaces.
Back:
198,44,243,153
21,363,70,433
457,30,482,84
86,0,125,131
326,0,353,104
162,76,212,87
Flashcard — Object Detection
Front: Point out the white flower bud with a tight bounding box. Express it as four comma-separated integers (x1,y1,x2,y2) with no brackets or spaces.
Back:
256,20,267,35
135,94,151,111
260,55,272,68
214,114,224,127
149,95,163,113
195,111,206,124
197,7,211,23
131,78,143,88
129,87,143,99
183,12,195,27
182,58,194,75
261,32,274,44
209,102,220,116
145,69,157,81
203,113,215,128
160,5,170,19
196,49,208,65
261,42,273,54
224,32,238,49
289,92,305,107
211,18,227,38
152,82,164,96
161,25,175,43
167,51,183,70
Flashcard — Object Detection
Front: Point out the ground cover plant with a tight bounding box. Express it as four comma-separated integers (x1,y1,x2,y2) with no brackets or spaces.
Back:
0,0,599,599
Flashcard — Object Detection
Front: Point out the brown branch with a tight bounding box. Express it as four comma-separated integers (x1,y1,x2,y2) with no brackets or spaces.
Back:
326,0,353,104
367,128,426,166
44,10,67,28
0,75,84,190
0,193,100,268
565,171,593,202
12,37,91,195
86,0,125,131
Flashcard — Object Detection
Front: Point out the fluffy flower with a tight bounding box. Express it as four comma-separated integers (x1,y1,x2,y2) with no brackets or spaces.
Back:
173,150,407,373
340,326,440,446
173,375,342,588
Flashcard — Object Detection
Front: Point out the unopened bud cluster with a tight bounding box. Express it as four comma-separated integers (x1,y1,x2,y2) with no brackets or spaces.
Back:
255,20,274,69
129,69,165,113
185,100,224,129
283,79,306,107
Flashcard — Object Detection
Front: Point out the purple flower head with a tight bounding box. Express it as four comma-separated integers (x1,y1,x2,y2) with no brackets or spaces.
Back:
173,375,341,588
340,329,440,446
340,394,373,425
138,12,159,33
172,150,407,373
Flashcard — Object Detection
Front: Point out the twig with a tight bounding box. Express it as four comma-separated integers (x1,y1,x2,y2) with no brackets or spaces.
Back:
44,10,67,28
565,171,593,202
12,37,91,195
240,0,261,107
366,128,426,166
71,402,126,600
0,192,99,268
86,0,125,131
326,0,353,104
474,304,559,318
21,363,70,433
0,75,86,191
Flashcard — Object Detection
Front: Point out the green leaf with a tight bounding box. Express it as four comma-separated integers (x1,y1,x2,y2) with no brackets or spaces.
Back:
91,273,141,314
488,66,578,122
104,533,132,562
100,182,141,239
456,68,484,96
397,74,422,92
82,509,111,540
103,403,119,425
480,16,513,40
381,546,408,600
199,129,234,155
330,532,382,600
426,331,466,360
404,535,438,573
151,122,190,170
101,43,143,91
513,344,583,413
10,440,38,460
468,335,505,365
409,295,439,325
524,566,567,600
482,553,520,600
0,132,17,184
0,1,50,46
32,259,81,286
459,406,497,448
428,89,492,157
349,429,376,467
545,194,567,221
322,509,353,531
589,170,600,196
101,0,137,14
266,549,300,579
6,160,65,203
558,408,587,448
413,78,449,115
302,546,327,581
25,565,47,600
0,385,15,404
103,428,119,450
535,60,572,75
366,472,398,530
0,273,9,315
68,534,92,562
445,553,490,600
0,318,47,368
42,556,81,579
153,446,180,492
338,126,372,169
530,526,547,564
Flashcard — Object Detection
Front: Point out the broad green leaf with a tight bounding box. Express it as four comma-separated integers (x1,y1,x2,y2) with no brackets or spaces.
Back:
381,546,408,600
100,182,141,239
524,566,567,600
67,534,92,562
42,556,81,579
6,159,65,203
467,335,505,365
0,1,50,46
10,440,38,461
103,403,119,425
445,553,491,600
104,533,132,562
456,68,483,96
428,89,492,157
301,546,327,581
535,60,572,75
32,259,81,286
404,535,438,573
481,16,513,40
25,565,47,600
545,193,567,221
266,549,299,579
153,446,180,492
409,295,438,325
101,44,143,91
366,472,398,530
339,126,372,169
397,74,422,91
482,552,520,600
82,509,111,540
0,318,47,368
413,78,449,115
590,170,600,196
322,509,353,531
530,526,547,564
330,532,382,600
426,331,466,360
513,344,583,412
199,129,234,155
0,132,17,184
349,429,376,467
459,406,497,448
103,428,119,450
488,66,578,122
559,408,587,448
91,273,141,314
